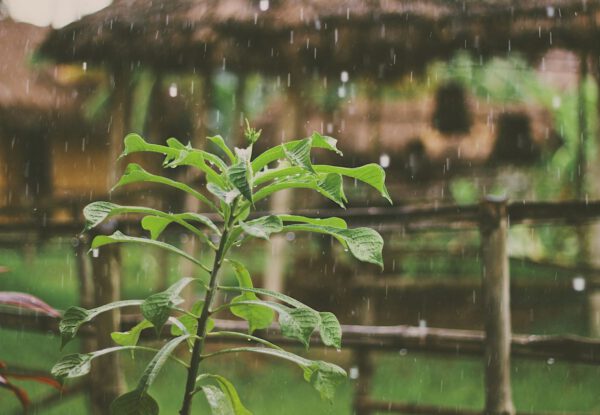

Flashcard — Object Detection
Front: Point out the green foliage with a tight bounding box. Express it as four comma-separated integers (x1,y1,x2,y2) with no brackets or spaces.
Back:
53,127,389,414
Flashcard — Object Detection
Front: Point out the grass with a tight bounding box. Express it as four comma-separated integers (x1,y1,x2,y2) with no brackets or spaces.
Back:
2,239,600,413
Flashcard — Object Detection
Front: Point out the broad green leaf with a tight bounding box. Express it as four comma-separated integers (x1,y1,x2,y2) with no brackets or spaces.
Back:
282,225,384,269
111,320,154,348
201,385,235,415
141,216,170,240
83,202,219,240
110,335,189,414
207,183,240,204
239,216,283,240
91,231,210,272
196,374,252,415
253,173,346,207
60,300,143,348
171,300,214,349
283,138,315,173
53,346,134,379
51,353,92,379
252,132,342,172
208,135,235,163
227,300,318,348
122,133,226,184
218,286,304,309
316,173,347,206
227,148,253,203
277,214,347,229
110,390,159,415
315,164,392,204
318,312,342,350
302,360,347,401
137,335,189,391
202,347,346,401
141,278,195,332
113,163,215,208
227,260,274,333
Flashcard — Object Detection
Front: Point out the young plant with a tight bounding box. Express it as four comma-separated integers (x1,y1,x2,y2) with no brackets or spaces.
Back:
52,124,391,414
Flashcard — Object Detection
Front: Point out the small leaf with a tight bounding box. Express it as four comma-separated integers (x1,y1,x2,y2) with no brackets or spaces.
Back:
141,278,195,332
207,183,240,204
203,347,346,402
283,138,315,173
208,135,235,163
277,215,347,229
60,300,143,348
114,163,214,207
316,163,391,204
141,216,171,240
303,360,347,401
110,390,159,415
111,320,154,348
51,353,93,379
227,155,253,204
282,225,384,269
278,307,320,349
318,312,342,349
316,173,347,207
201,385,235,415
196,375,252,415
227,261,274,333
91,231,210,272
239,216,283,240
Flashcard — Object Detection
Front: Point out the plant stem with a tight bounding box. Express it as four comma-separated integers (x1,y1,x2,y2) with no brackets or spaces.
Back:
178,207,236,415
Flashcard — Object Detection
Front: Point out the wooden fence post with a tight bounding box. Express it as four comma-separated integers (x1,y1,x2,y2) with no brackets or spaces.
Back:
480,196,515,415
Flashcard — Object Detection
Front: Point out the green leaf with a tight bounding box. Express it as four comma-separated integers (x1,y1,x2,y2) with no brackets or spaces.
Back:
60,300,143,348
141,216,171,240
283,138,315,173
91,231,211,272
122,133,226,183
318,312,342,350
110,390,159,415
302,360,347,401
113,163,215,208
227,261,274,333
316,163,391,204
316,173,347,207
251,132,342,172
227,300,318,348
111,320,154,348
111,335,189,414
201,385,235,415
239,216,283,240
227,148,253,203
282,225,384,269
277,214,347,229
218,285,342,349
207,183,240,204
171,300,214,349
83,202,219,240
51,353,92,379
208,135,235,163
202,347,346,402
196,375,252,415
141,278,195,332
253,173,346,207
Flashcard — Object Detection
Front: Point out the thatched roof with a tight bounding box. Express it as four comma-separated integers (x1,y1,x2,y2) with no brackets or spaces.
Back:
39,0,600,81
0,18,82,129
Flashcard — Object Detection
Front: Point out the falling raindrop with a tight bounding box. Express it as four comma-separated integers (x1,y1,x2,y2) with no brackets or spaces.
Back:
168,83,178,98
92,249,99,258
572,276,586,292
340,70,349,83
259,0,269,12
379,153,390,168
337,85,346,98
349,367,359,379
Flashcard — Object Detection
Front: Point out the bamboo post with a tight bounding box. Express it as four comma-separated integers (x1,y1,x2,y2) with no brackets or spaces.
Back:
480,196,514,415
86,65,130,414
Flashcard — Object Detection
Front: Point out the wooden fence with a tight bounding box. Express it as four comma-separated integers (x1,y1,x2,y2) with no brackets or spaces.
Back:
3,197,600,414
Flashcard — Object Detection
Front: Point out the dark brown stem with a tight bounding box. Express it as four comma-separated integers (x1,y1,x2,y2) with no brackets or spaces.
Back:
179,203,237,415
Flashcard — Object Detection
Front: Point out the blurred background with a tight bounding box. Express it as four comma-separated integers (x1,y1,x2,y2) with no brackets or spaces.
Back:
3,1,600,414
